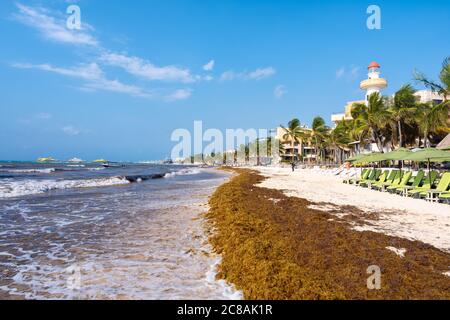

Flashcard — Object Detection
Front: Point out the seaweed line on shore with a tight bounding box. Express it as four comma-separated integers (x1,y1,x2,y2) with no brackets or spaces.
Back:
205,168,450,300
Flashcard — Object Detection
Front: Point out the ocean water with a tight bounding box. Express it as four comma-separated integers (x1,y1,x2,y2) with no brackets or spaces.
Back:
0,162,241,300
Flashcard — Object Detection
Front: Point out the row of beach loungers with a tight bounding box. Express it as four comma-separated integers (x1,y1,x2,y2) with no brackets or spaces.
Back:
302,165,359,178
342,168,450,204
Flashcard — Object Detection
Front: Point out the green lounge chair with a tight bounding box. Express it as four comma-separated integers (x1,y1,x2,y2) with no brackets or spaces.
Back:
344,169,370,184
361,170,388,188
387,171,412,193
357,169,381,186
438,192,450,204
418,172,450,201
343,169,371,184
407,171,439,198
372,170,400,191
395,170,425,196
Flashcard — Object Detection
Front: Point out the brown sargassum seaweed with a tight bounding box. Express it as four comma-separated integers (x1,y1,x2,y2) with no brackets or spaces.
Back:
206,169,450,300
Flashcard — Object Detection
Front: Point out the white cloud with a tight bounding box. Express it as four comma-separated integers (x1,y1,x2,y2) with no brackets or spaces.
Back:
100,52,195,83
274,85,287,99
203,60,215,71
350,66,360,78
82,79,154,98
13,62,103,81
13,3,98,46
12,62,154,99
219,70,237,81
336,67,345,79
247,67,276,80
62,125,80,136
220,67,276,81
36,112,52,120
12,4,281,102
165,89,192,102
335,65,361,81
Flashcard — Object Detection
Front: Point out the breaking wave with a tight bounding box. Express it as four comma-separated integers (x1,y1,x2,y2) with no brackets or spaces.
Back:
1,168,56,174
165,168,201,178
0,177,130,199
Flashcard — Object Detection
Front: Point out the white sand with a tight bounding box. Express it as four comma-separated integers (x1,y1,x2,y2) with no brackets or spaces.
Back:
385,247,407,258
253,167,450,253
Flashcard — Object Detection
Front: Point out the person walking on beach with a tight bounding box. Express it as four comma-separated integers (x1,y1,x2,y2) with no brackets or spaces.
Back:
291,161,296,172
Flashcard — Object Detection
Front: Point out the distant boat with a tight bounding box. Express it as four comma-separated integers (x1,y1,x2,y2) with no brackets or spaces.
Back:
93,159,108,163
68,157,84,163
37,157,56,163
163,158,174,164
101,163,122,168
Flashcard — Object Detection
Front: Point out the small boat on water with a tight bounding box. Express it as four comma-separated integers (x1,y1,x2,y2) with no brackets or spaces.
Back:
37,157,56,163
68,157,84,163
93,159,108,163
101,162,124,168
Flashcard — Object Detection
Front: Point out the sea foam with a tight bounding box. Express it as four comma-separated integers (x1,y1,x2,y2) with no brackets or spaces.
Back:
0,177,129,198
1,168,56,174
165,168,201,178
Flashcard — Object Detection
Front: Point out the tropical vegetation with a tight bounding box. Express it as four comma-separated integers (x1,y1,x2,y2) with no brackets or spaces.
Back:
277,57,450,164
185,57,449,165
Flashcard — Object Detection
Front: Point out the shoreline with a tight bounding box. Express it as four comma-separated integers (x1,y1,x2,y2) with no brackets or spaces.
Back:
0,167,242,300
206,168,450,299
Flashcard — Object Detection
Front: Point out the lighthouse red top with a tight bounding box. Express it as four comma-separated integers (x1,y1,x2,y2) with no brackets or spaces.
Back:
368,61,381,69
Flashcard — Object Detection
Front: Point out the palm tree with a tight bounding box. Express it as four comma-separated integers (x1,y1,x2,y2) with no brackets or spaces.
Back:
415,56,450,104
327,121,351,164
280,118,305,162
306,116,330,163
351,93,391,152
346,118,370,153
416,102,449,147
391,84,417,147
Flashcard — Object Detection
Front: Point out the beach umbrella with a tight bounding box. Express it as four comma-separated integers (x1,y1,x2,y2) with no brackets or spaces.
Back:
383,148,412,176
401,148,450,161
383,148,412,160
353,152,382,164
400,148,450,185
356,148,412,163
348,153,379,177
355,149,413,177
346,154,369,162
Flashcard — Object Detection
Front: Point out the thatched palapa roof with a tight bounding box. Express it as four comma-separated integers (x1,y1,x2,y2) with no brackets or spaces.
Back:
437,133,450,150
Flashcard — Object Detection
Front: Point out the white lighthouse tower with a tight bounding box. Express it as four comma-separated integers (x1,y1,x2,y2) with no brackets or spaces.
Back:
360,61,387,104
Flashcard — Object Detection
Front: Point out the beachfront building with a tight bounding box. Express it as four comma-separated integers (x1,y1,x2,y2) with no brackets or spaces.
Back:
414,90,449,105
275,126,316,162
331,100,365,124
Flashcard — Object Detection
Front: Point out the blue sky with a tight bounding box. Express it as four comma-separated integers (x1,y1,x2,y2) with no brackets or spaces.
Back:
0,0,449,161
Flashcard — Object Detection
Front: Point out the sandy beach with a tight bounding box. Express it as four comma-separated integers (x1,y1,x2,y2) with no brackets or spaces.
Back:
254,167,450,253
